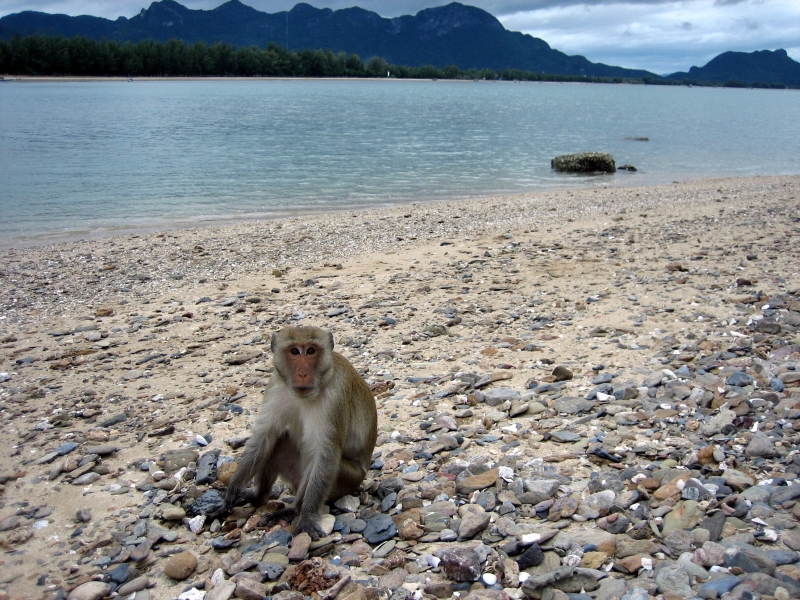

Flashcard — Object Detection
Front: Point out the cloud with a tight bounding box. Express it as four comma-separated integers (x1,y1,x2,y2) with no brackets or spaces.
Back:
500,0,800,73
1,0,798,74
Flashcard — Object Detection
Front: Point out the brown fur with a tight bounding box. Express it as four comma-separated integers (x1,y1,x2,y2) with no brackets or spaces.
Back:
224,326,377,539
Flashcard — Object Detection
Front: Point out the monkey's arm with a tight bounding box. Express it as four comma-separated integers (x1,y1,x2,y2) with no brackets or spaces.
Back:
224,431,279,510
293,453,338,539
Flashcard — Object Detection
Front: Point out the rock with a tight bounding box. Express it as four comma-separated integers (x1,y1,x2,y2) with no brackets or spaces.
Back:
116,576,151,596
441,547,481,581
196,448,221,485
594,578,626,600
378,567,408,589
363,514,398,544
188,489,225,516
553,397,594,414
662,501,703,533
66,581,112,600
518,543,545,569
0,516,21,531
620,588,650,600
551,152,616,173
334,495,360,512
288,532,312,560
698,576,740,599
655,564,693,598
581,551,608,569
456,468,499,494
521,566,599,598
164,449,199,473
769,485,800,508
550,430,581,443
745,432,776,458
739,572,800,596
699,511,727,542
458,506,490,539
235,578,269,600
577,490,615,519
161,505,186,520
164,551,197,580
726,371,753,387
722,469,756,491
616,538,658,558
207,580,236,600
552,365,574,381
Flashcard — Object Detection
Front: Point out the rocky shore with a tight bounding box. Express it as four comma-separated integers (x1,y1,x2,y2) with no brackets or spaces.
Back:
1,175,799,600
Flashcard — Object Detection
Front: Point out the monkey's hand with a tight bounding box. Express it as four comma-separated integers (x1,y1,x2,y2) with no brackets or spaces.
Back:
224,487,257,512
294,516,326,541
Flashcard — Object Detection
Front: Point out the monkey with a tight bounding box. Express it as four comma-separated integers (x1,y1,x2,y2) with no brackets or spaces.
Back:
224,325,377,540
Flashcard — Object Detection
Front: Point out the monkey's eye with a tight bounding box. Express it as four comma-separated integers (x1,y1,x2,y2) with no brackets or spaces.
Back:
306,347,316,355
290,347,301,355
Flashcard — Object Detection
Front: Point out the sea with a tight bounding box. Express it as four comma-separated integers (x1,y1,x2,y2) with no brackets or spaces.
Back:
1,79,799,247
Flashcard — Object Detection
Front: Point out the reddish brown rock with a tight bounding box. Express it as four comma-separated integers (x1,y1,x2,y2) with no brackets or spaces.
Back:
456,468,499,495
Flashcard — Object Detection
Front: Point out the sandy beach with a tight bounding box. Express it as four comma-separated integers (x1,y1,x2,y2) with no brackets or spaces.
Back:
1,174,800,600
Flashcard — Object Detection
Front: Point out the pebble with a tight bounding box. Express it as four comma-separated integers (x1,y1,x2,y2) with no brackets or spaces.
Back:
163,551,198,580
2,177,800,600
66,582,112,600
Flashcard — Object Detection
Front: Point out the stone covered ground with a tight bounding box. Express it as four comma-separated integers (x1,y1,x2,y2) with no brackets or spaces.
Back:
0,175,799,600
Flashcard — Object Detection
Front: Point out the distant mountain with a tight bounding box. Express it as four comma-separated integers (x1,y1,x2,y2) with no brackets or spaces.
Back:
666,49,800,86
0,0,656,79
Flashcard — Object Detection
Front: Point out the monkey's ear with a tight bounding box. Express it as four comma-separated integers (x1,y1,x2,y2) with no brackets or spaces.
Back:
271,332,278,353
328,330,334,350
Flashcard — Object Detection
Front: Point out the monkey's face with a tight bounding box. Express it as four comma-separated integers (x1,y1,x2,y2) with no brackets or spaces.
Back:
283,342,324,394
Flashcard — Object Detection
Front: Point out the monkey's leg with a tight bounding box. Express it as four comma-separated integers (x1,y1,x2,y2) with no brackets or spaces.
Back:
327,458,367,501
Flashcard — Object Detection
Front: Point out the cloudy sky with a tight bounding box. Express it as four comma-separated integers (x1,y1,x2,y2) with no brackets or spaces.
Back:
2,0,798,74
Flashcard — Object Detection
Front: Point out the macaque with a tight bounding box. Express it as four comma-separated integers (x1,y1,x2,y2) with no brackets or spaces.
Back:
225,325,377,539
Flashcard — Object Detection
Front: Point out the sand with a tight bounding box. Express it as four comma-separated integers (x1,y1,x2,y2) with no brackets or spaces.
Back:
0,174,799,599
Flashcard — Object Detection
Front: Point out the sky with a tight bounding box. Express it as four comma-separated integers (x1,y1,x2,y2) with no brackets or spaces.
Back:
1,0,798,75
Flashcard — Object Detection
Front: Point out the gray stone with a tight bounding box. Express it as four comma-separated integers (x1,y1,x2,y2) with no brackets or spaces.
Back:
553,397,595,414
726,371,753,387
188,489,225,517
524,479,560,500
458,507,490,539
363,514,397,544
745,432,776,458
655,564,693,598
770,485,800,508
620,588,650,600
698,576,740,599
483,388,520,406
195,448,221,485
550,431,581,443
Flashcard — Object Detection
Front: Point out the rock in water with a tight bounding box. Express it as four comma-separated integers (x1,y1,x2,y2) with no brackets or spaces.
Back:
551,152,616,173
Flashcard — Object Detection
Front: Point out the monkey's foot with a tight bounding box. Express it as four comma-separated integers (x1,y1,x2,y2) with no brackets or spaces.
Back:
294,517,326,541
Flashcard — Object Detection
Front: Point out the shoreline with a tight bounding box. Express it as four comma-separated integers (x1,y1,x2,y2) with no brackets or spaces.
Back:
0,172,737,251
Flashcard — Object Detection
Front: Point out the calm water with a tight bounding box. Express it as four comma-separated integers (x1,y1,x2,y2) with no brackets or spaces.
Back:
1,79,799,246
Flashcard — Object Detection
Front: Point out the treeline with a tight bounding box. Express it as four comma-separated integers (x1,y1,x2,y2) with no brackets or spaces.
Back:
1,35,795,88
0,34,638,83
642,75,793,90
